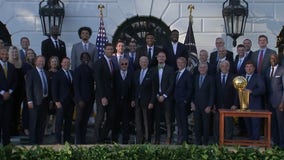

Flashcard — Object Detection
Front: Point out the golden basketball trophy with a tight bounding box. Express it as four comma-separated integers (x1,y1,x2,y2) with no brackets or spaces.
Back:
233,76,250,111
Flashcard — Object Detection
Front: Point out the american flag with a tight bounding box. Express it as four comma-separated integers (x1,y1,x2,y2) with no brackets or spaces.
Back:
96,16,108,59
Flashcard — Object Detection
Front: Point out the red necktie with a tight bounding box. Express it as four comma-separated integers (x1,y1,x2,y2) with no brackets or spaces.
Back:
257,50,264,73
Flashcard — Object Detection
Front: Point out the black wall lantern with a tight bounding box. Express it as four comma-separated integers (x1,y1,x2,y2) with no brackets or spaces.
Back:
39,0,64,36
222,0,248,47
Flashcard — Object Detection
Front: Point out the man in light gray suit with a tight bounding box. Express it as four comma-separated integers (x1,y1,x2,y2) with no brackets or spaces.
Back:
251,35,276,75
265,53,284,149
71,27,98,70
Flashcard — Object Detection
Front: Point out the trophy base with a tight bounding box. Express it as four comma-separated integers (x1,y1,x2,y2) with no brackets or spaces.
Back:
237,109,250,112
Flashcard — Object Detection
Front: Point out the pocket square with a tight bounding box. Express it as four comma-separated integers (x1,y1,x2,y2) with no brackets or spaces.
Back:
275,75,281,78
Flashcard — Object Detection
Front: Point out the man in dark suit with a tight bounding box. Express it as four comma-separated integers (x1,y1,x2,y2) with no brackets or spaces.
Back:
136,33,162,67
191,62,215,145
251,35,276,75
25,55,49,144
209,37,234,65
127,40,139,71
94,43,116,143
193,49,214,76
213,60,238,143
71,26,98,70
174,57,193,144
19,37,30,63
0,47,17,146
163,29,188,70
243,38,253,59
235,44,250,75
210,46,236,75
41,25,67,70
73,52,95,144
52,57,74,144
244,60,266,140
113,58,135,144
265,53,284,148
152,51,175,144
133,56,156,144
111,40,131,71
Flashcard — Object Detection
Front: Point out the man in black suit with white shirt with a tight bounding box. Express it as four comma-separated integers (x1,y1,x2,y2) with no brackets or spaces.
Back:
152,51,175,144
163,29,188,70
41,25,66,70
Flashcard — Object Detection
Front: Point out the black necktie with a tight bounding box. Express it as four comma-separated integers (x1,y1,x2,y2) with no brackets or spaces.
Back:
148,48,152,60
270,67,274,78
55,40,59,49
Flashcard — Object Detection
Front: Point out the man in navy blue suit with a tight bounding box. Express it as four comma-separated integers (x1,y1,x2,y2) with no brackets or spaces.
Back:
244,60,266,140
52,57,74,144
174,57,193,144
265,53,284,148
25,55,49,144
0,47,17,146
73,52,95,144
191,62,215,145
133,56,156,144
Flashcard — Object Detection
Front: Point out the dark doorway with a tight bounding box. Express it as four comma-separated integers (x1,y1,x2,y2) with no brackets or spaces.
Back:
112,16,171,48
0,21,12,46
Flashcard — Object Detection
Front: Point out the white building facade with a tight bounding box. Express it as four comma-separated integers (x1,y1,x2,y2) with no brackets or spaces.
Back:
0,0,283,57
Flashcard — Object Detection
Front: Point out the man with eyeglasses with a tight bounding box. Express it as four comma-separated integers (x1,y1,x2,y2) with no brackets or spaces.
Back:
113,58,134,144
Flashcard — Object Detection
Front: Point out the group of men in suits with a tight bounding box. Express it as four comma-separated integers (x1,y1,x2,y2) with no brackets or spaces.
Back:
2,27,284,148
192,34,284,148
